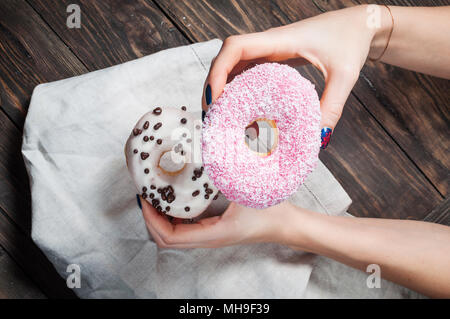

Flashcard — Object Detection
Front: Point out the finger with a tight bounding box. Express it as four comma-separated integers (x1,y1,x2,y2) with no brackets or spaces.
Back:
141,199,201,248
319,68,359,149
142,198,227,247
202,31,295,111
227,57,310,84
139,196,168,247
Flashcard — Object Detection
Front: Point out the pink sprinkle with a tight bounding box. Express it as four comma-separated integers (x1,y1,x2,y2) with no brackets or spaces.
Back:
202,63,321,208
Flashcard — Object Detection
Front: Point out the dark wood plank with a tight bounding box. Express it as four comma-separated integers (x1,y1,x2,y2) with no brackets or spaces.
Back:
0,0,87,129
0,0,89,298
0,204,76,298
155,0,444,220
156,0,449,197
0,109,32,232
295,0,450,196
27,0,189,69
0,245,46,299
0,109,76,298
423,197,450,226
1,0,191,298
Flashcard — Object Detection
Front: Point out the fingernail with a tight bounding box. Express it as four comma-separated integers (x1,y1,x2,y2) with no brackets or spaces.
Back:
202,110,206,122
136,194,142,209
205,84,212,105
321,127,332,149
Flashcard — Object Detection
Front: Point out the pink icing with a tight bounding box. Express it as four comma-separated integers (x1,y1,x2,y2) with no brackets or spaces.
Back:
202,63,321,208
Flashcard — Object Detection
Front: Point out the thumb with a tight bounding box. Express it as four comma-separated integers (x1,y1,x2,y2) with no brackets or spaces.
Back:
319,69,358,149
201,33,280,113
201,38,243,113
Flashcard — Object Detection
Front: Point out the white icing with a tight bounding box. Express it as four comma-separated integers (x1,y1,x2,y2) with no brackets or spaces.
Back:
125,107,219,218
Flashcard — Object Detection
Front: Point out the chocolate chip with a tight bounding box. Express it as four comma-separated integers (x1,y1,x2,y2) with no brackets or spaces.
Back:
194,169,203,178
213,194,219,200
166,206,170,211
204,195,209,199
181,106,187,111
142,193,148,199
167,194,175,203
144,168,149,174
182,133,187,138
201,166,204,171
157,188,162,193
192,177,196,181
203,183,208,188
149,193,154,199
181,151,185,156
150,185,156,190
161,193,167,201
150,136,154,140
157,206,162,213
180,118,187,124
184,206,190,212
157,139,162,145
143,121,149,129
206,188,213,194
168,186,174,194
133,128,142,136
143,136,149,142
152,199,160,207
141,152,149,160
153,122,162,130
186,138,192,143
152,107,162,115
133,149,138,154
192,190,200,197
142,186,147,193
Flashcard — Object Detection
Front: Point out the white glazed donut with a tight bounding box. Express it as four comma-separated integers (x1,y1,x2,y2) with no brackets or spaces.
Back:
125,106,219,219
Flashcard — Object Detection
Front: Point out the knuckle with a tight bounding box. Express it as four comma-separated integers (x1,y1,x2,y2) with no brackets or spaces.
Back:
336,65,360,81
163,235,176,245
326,106,343,124
223,35,240,47
155,240,167,249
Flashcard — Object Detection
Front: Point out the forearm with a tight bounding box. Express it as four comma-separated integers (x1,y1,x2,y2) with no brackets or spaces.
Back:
282,207,450,298
369,5,450,79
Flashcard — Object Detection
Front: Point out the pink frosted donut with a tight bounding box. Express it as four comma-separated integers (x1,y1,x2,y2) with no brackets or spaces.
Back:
202,63,321,208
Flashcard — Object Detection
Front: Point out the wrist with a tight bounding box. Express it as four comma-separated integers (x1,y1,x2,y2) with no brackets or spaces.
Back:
276,204,319,251
368,4,393,60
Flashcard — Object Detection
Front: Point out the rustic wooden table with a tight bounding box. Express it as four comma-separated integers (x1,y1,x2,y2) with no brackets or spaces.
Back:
0,0,448,298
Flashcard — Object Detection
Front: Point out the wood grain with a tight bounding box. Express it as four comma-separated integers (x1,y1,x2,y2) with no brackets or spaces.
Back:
0,246,46,299
0,0,191,298
0,0,88,298
0,204,76,298
156,0,449,196
0,0,447,298
0,110,76,298
27,0,189,69
0,0,87,129
307,0,450,195
155,0,444,219
423,197,450,226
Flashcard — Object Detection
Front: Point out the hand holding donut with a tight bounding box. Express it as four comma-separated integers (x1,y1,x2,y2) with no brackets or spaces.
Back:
140,196,301,249
202,5,383,149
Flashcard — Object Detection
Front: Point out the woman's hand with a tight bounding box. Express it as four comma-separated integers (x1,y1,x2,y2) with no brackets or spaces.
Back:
140,197,303,249
202,5,382,148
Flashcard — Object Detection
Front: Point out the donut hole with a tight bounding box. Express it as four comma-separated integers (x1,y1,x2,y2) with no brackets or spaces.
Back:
158,150,186,176
244,119,278,156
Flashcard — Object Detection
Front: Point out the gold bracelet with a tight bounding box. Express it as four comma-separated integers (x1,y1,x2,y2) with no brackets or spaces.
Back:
369,5,394,62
